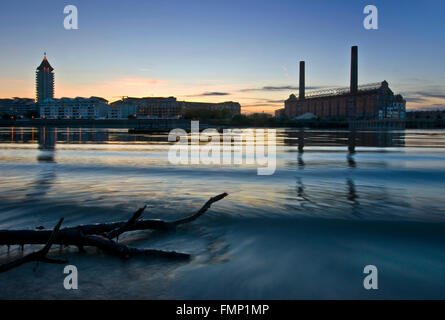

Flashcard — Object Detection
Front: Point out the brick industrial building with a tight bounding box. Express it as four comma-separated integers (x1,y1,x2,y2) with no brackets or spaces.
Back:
278,46,406,120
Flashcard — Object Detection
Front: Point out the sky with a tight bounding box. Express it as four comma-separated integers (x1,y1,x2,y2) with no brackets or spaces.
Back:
0,0,444,114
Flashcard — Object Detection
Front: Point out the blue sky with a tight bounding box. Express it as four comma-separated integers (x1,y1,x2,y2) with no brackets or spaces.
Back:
0,0,444,113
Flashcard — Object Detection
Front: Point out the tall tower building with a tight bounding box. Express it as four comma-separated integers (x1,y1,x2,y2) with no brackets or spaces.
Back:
36,54,54,103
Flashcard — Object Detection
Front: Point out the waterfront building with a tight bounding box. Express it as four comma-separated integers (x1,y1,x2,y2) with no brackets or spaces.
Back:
108,102,138,119
39,97,109,119
0,98,36,117
109,97,241,119
281,46,406,120
109,97,182,119
32,53,242,121
381,95,406,120
182,101,241,117
36,54,54,103
274,108,285,118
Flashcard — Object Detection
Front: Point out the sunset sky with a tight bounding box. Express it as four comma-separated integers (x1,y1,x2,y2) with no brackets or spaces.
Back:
0,0,444,114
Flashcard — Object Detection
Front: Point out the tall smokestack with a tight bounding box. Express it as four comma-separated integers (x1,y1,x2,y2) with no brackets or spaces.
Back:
299,61,305,100
350,46,358,93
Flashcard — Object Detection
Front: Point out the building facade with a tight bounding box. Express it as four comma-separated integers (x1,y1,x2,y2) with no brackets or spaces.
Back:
284,81,406,120
282,46,406,121
0,98,36,117
381,94,406,120
109,97,241,119
274,108,285,118
182,101,241,117
109,97,183,119
39,97,109,119
36,55,54,103
108,102,138,119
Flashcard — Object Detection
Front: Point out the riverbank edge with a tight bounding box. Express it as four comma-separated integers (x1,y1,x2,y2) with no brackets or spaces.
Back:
1,119,444,130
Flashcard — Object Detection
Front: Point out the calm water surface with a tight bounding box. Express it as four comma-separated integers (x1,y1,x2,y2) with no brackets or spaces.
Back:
1,127,445,299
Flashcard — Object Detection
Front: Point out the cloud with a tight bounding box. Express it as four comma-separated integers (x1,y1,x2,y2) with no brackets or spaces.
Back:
413,91,445,99
239,85,322,92
242,103,284,108
201,91,230,96
240,86,297,92
403,89,445,110
242,104,277,108
409,104,445,111
405,96,427,103
185,91,231,97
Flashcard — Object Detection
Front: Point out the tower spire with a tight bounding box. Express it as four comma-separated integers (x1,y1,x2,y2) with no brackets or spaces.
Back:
36,54,54,102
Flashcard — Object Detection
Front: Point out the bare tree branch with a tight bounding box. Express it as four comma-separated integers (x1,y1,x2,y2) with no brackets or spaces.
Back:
169,193,228,227
0,193,228,272
0,193,229,246
106,205,147,240
0,218,67,273
81,234,190,260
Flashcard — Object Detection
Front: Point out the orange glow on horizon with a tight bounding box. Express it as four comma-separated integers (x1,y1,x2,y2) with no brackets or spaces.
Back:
1,75,444,115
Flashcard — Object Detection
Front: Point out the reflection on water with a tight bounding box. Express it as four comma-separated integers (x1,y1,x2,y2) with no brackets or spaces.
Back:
1,126,445,223
347,153,356,168
282,128,406,148
31,128,57,200
1,127,445,299
37,127,56,161
1,127,445,224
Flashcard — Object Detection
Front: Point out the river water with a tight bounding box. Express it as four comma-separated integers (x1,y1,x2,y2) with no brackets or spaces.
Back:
1,127,445,299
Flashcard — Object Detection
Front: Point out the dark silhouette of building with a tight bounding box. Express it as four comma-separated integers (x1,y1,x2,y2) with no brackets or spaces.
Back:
280,46,406,120
182,101,241,117
36,54,54,103
0,98,36,117
109,97,241,119
109,97,182,119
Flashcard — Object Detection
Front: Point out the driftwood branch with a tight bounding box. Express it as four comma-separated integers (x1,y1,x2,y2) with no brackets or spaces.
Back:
0,218,67,273
0,193,228,273
170,192,228,226
81,234,190,260
105,205,147,240
0,193,229,246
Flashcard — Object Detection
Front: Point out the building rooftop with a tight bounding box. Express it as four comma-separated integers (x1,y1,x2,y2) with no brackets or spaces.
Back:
289,82,385,101
41,97,108,104
37,56,54,71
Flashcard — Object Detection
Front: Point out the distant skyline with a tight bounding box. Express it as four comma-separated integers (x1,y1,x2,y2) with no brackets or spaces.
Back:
0,0,444,113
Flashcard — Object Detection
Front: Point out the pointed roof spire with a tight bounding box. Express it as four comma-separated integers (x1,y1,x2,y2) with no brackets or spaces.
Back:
37,53,53,71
